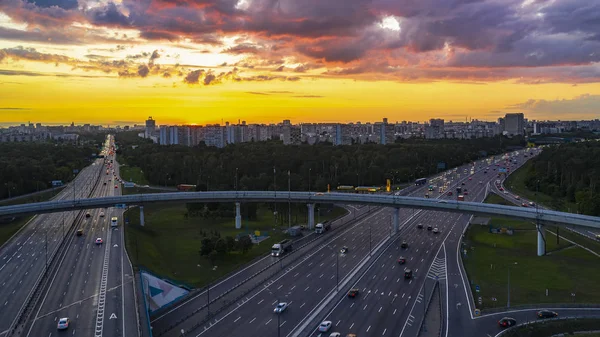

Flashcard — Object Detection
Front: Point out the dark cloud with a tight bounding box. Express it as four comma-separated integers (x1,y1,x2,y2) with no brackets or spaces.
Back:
139,31,180,41
149,50,160,66
246,91,270,95
137,64,150,77
88,2,130,26
184,69,204,84
505,94,600,119
221,43,262,55
0,107,31,110
25,0,77,10
0,46,72,64
203,72,217,85
293,95,323,98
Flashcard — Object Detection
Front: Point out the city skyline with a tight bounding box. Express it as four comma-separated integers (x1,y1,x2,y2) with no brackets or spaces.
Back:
1,0,600,124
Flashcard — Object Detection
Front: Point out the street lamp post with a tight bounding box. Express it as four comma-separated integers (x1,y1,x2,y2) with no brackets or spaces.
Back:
235,167,239,191
288,170,291,230
336,250,339,291
308,168,311,192
369,223,372,256
507,262,518,308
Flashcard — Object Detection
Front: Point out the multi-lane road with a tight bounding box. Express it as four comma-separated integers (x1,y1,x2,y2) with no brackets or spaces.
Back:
0,155,102,336
152,155,509,337
0,135,139,337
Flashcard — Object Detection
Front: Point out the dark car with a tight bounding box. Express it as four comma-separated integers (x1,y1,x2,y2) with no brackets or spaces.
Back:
484,171,487,174
498,317,516,328
417,224,424,229
427,225,433,231
397,256,406,264
461,182,465,185
447,191,453,196
347,288,359,298
76,229,83,236
537,310,558,319
85,212,91,218
404,269,413,279
401,242,408,249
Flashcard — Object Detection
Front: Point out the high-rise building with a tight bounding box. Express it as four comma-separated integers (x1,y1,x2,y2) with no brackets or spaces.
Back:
282,126,301,145
145,116,156,138
504,113,524,136
204,125,225,148
425,118,445,139
169,126,179,145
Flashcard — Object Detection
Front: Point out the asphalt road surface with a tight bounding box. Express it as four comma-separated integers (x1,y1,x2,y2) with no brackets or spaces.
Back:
10,135,139,337
157,157,503,337
0,158,103,336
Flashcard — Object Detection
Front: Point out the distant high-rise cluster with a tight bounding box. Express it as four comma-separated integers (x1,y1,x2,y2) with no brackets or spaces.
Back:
2,114,599,145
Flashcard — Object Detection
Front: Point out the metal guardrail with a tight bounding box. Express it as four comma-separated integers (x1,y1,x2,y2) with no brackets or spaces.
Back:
6,165,104,336
416,281,441,337
1,191,598,229
148,206,352,321
153,206,378,336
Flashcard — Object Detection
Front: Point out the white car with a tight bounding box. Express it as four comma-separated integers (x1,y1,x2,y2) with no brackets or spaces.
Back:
273,302,288,313
329,333,341,337
318,321,332,332
433,228,440,234
57,317,70,330
95,238,103,245
99,212,105,217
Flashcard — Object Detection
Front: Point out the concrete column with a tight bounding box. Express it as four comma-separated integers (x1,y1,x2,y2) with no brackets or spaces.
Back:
140,206,145,227
307,203,315,230
235,202,242,229
393,208,400,234
537,224,545,256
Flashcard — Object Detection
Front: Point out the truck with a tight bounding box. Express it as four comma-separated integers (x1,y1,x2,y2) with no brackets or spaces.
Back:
271,239,293,257
457,195,465,201
315,221,331,234
110,216,118,227
177,184,197,191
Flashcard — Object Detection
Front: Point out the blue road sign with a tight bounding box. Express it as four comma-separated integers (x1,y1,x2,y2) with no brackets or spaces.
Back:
475,285,480,292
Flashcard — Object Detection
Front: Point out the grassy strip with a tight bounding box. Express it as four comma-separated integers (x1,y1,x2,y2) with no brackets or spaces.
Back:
0,187,64,247
124,203,347,288
502,318,600,337
503,160,578,213
119,165,149,185
461,193,600,309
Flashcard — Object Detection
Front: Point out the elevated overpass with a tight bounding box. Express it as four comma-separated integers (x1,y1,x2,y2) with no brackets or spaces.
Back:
0,191,598,231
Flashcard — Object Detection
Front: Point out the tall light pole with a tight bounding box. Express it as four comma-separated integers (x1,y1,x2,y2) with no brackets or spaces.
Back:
288,170,291,230
336,250,339,291
507,262,517,308
308,168,311,192
235,167,239,191
369,222,372,256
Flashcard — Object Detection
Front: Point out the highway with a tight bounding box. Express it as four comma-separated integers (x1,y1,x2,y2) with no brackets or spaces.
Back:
26,136,139,337
311,154,506,337
154,157,505,337
0,155,103,336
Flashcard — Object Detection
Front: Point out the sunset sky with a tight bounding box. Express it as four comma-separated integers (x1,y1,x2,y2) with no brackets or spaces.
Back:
1,0,599,126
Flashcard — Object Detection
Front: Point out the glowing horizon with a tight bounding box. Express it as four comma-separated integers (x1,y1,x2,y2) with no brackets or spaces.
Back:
1,0,599,125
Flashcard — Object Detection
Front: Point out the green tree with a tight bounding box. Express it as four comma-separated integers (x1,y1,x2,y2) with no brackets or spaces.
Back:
238,235,253,254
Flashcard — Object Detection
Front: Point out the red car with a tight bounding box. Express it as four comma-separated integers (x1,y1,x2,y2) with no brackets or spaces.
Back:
498,317,516,328
397,257,406,264
447,191,453,196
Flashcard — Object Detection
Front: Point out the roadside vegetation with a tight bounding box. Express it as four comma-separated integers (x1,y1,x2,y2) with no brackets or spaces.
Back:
501,318,600,337
115,131,526,191
124,203,347,288
119,165,149,185
462,193,600,309
0,142,96,199
505,141,600,216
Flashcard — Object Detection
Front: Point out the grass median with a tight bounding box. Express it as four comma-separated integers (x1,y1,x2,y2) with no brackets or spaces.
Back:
461,193,600,309
119,165,149,185
502,318,600,337
124,203,348,288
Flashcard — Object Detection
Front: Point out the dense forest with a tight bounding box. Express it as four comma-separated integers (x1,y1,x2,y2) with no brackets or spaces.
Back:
0,143,98,199
116,131,526,191
522,141,600,216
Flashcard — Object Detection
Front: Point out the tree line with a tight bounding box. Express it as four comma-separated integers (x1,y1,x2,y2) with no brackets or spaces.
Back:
199,230,253,265
115,132,526,192
521,141,600,216
0,143,98,199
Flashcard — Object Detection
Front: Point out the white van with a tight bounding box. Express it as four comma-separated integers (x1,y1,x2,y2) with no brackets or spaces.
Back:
110,216,118,227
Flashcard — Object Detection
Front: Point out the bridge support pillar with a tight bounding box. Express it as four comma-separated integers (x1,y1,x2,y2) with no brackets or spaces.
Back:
139,206,145,227
307,203,315,230
537,224,546,256
235,202,242,229
393,207,400,234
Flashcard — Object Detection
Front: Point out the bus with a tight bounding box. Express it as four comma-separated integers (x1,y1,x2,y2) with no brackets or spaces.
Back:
415,178,427,186
355,186,381,194
336,185,355,192
110,216,118,227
